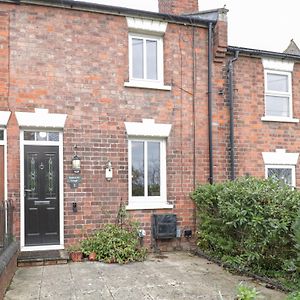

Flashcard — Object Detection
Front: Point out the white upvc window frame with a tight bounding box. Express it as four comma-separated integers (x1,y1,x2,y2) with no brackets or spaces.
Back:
125,16,170,91
126,33,169,90
264,70,293,118
128,138,170,209
261,58,298,123
262,149,299,188
124,119,172,210
265,164,295,188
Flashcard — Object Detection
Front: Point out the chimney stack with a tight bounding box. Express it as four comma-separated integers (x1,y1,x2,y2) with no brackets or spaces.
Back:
158,0,198,15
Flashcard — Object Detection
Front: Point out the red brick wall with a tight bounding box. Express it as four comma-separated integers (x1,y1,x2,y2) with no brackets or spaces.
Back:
0,11,9,110
1,3,215,250
159,0,198,15
229,54,300,181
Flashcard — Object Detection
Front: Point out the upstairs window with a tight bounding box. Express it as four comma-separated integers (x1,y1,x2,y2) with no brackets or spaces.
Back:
125,17,170,91
265,71,292,118
129,34,163,84
261,58,297,123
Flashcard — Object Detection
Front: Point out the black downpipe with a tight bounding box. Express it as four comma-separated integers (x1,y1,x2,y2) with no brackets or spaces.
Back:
228,50,239,180
192,27,196,190
208,22,213,184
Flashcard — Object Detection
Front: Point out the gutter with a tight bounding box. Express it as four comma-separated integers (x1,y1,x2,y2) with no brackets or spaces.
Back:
0,0,217,27
227,50,239,181
228,45,300,60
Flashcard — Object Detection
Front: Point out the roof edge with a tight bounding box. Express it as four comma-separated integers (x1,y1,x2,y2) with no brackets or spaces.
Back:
228,45,300,60
0,0,217,27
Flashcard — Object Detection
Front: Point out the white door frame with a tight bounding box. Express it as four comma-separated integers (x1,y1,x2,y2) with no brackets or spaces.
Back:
0,128,8,233
20,130,64,251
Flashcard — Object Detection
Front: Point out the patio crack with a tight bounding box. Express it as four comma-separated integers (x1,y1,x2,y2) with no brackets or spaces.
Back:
68,263,79,299
97,269,116,300
37,266,44,299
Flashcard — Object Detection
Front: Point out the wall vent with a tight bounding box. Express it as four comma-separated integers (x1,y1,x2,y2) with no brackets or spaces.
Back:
152,214,177,239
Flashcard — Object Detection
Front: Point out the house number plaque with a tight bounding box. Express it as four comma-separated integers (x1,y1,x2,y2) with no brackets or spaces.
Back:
67,175,82,188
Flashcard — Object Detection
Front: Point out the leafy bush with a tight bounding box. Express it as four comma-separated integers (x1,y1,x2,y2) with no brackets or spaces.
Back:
286,291,300,300
81,223,147,264
293,214,300,266
235,282,259,300
191,177,300,289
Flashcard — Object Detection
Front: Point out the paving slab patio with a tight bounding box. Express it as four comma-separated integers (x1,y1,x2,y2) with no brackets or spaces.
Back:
5,252,286,300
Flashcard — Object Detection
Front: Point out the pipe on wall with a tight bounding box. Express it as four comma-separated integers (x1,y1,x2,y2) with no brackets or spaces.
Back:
208,22,213,184
228,50,239,180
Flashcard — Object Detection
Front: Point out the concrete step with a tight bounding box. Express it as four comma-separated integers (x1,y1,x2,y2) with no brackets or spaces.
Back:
17,250,69,267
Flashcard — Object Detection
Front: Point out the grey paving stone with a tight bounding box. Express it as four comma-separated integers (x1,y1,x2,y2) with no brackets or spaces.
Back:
5,252,286,300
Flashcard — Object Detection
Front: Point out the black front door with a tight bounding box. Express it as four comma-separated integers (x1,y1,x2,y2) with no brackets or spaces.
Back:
24,145,60,246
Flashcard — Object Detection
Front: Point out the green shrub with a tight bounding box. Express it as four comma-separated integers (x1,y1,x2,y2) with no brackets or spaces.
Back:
293,214,300,262
235,282,259,300
286,291,300,300
81,223,147,264
191,177,300,289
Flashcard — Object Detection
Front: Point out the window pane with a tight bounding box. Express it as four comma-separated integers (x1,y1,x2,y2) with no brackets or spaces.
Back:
24,131,35,141
36,131,47,141
0,130,3,141
146,40,157,80
131,141,144,196
48,132,59,141
267,73,288,92
132,38,144,79
24,131,59,141
266,96,289,117
268,168,292,186
148,142,160,196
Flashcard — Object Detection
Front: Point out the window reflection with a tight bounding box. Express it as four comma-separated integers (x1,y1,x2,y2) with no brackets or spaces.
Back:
24,131,59,142
268,168,292,186
132,141,144,196
148,142,160,196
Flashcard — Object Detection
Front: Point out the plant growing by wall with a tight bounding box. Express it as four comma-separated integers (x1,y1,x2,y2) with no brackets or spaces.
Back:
235,282,259,300
191,177,300,290
80,201,147,264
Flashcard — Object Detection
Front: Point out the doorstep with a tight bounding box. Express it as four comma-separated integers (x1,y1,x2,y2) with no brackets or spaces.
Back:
17,250,69,267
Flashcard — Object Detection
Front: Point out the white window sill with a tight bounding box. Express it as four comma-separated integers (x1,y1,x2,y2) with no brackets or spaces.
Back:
261,116,299,123
126,203,174,210
124,81,171,91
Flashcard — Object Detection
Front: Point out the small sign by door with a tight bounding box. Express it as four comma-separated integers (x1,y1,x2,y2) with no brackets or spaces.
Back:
67,175,82,188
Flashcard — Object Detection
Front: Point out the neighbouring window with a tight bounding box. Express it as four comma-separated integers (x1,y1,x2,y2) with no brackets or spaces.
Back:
24,131,59,142
129,139,165,201
266,165,294,187
0,130,3,141
129,34,163,83
262,149,299,188
265,71,292,117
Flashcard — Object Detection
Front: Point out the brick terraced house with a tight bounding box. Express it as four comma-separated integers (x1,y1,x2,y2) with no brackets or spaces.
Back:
0,0,299,255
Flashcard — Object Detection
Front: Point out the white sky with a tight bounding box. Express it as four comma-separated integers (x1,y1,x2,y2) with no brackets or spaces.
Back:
77,0,300,53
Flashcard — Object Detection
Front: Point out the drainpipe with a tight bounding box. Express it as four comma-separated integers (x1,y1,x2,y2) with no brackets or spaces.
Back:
208,22,213,184
228,50,239,180
192,26,196,190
